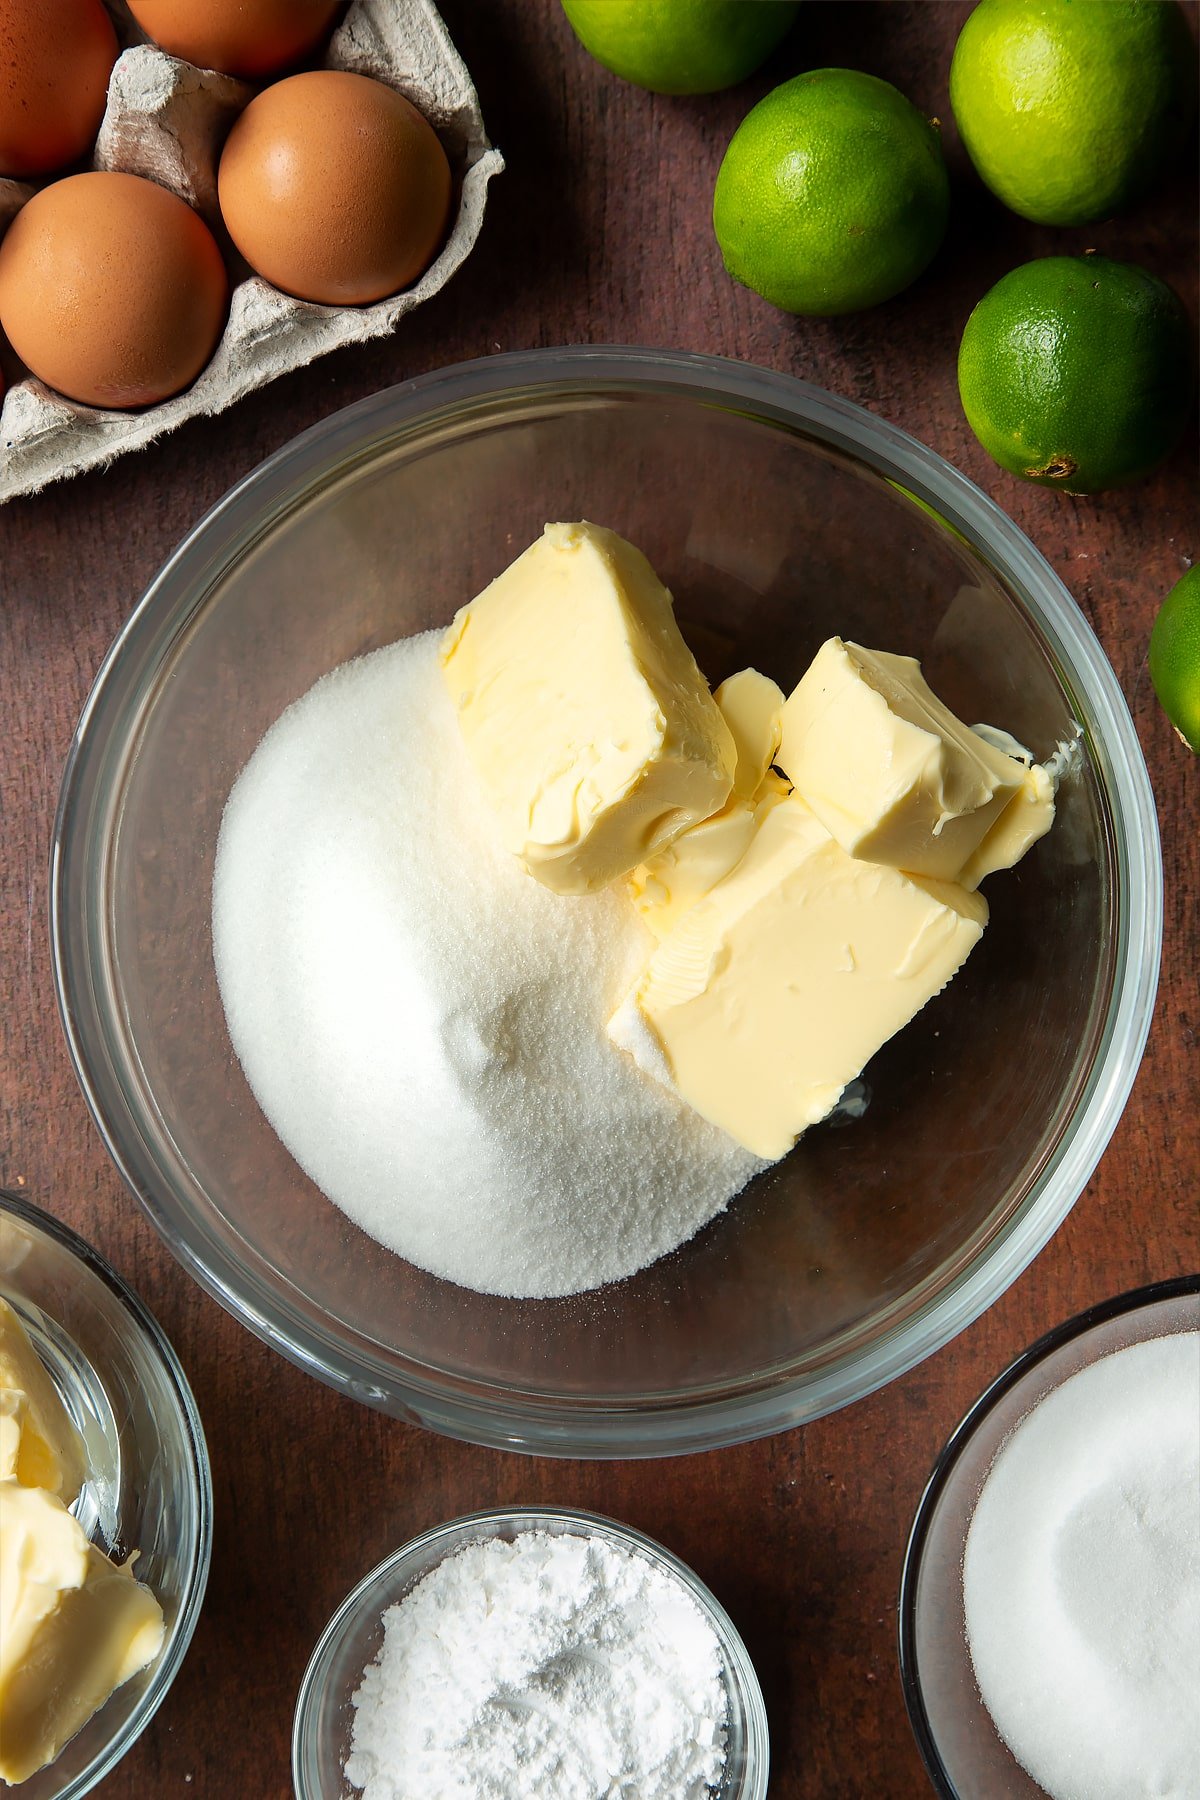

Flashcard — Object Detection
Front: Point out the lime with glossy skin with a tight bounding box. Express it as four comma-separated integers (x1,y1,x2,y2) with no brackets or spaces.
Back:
957,256,1194,493
950,0,1198,227
712,69,950,316
1150,565,1200,752
560,0,799,96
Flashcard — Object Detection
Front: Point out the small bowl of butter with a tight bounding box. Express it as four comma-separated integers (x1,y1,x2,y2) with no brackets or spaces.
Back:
0,1188,210,1797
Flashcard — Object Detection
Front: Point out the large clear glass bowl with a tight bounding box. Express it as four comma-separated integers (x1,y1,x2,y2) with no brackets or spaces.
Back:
292,1507,769,1800
0,1189,211,1798
51,348,1161,1457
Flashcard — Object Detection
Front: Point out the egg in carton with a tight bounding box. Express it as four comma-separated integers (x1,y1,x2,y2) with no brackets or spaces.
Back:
0,0,503,503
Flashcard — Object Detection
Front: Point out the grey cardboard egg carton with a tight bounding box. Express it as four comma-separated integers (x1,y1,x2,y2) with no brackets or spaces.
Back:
0,0,503,503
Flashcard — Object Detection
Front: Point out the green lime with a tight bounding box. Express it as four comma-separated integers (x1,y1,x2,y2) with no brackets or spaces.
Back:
1150,565,1200,751
950,0,1198,227
957,256,1194,493
712,69,949,316
559,0,798,96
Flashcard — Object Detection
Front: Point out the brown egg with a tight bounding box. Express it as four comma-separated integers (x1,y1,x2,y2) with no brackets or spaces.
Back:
217,71,452,307
0,0,118,178
126,0,341,80
0,172,228,408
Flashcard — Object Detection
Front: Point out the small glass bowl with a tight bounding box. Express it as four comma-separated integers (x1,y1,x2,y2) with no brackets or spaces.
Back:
898,1275,1200,1799
0,1188,212,1800
293,1505,769,1800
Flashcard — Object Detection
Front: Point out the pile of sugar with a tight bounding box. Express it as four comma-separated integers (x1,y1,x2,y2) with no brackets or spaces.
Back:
963,1329,1200,1800
211,631,763,1297
344,1529,728,1800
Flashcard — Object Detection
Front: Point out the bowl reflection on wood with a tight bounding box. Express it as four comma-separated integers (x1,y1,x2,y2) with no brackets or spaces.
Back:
50,348,1161,1457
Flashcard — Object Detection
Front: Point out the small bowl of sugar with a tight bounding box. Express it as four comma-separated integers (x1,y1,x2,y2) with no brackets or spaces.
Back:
899,1275,1200,1800
292,1505,769,1800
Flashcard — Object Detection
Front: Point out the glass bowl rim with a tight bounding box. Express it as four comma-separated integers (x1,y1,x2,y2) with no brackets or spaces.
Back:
0,1186,213,1800
897,1272,1200,1798
50,345,1163,1457
291,1501,769,1800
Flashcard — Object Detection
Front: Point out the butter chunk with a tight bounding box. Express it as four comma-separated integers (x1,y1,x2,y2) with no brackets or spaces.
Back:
610,795,987,1159
440,522,735,895
713,668,784,801
778,638,1029,881
0,1298,84,1504
959,761,1055,891
0,1394,35,1484
0,1481,164,1783
629,667,788,939
627,784,788,942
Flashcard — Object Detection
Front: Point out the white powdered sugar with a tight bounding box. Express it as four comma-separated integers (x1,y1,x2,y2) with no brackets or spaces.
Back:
344,1529,728,1800
211,630,763,1297
963,1330,1200,1800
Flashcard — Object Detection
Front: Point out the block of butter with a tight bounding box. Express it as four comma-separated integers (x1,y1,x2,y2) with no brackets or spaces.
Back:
959,760,1055,891
0,1481,164,1783
610,794,987,1159
714,668,785,803
778,638,1036,882
0,1298,85,1504
628,667,788,940
440,522,735,895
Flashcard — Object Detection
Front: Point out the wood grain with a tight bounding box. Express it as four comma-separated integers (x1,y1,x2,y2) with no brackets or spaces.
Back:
1,4,1197,1796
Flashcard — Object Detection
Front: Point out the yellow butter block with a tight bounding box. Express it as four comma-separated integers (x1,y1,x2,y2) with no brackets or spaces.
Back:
959,760,1055,891
610,794,987,1159
629,667,788,939
627,795,774,942
0,1395,35,1485
0,1298,85,1505
713,668,784,802
0,1481,164,1784
778,638,1031,881
440,522,735,895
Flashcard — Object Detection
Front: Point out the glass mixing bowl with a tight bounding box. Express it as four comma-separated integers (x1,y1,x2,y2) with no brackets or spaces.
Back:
898,1276,1199,1798
293,1506,769,1800
0,1189,211,1798
51,348,1160,1456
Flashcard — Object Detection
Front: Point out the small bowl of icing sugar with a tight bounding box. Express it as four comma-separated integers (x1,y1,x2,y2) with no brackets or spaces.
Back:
292,1505,769,1800
899,1276,1200,1800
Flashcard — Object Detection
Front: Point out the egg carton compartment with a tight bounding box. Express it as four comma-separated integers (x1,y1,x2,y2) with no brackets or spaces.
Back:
0,0,503,503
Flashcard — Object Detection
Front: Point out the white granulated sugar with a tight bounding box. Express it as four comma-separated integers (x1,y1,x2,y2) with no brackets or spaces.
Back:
212,630,763,1297
344,1529,729,1800
963,1330,1200,1800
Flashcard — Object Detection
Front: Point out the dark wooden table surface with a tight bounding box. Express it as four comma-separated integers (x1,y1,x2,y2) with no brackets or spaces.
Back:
2,4,1197,1796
